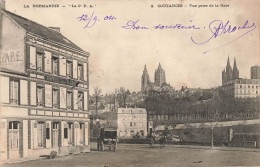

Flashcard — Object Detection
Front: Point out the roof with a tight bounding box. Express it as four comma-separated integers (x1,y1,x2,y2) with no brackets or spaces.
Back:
3,10,86,54
117,108,147,114
224,78,260,85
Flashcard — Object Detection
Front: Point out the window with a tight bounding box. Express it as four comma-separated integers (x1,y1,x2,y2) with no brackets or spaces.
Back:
79,124,84,145
9,122,19,150
37,123,44,147
53,123,59,147
248,85,250,88
64,128,68,139
240,85,242,88
53,89,58,108
36,52,43,71
67,91,72,109
78,92,83,110
37,86,44,106
252,86,254,89
130,122,133,127
52,57,58,75
66,61,72,78
10,80,19,105
46,126,50,140
68,124,73,145
78,64,83,80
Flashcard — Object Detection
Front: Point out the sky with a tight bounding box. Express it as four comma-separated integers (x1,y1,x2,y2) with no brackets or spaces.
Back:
4,0,260,94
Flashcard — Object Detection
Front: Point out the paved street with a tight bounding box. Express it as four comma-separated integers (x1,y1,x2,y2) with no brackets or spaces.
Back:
3,142,260,167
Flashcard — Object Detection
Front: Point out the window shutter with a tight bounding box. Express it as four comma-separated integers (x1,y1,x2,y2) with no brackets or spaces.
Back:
60,87,67,109
73,60,78,79
84,91,88,111
83,63,87,81
32,121,38,149
45,84,52,107
44,51,52,73
30,46,36,69
30,82,36,105
0,76,9,103
59,55,66,76
73,90,78,110
20,80,28,105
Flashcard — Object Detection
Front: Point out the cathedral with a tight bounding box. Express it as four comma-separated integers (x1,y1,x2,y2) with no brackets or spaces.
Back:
141,63,166,93
222,56,239,85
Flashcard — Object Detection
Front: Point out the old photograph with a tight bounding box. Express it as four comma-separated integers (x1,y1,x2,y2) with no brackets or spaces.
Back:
0,0,260,166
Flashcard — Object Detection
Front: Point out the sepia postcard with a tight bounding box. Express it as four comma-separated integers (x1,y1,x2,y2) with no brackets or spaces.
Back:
0,0,260,166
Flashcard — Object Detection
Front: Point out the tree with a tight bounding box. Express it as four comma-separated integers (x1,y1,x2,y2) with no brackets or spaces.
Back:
94,87,102,120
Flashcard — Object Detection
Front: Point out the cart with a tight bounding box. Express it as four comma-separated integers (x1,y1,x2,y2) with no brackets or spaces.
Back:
97,128,118,151
149,135,166,148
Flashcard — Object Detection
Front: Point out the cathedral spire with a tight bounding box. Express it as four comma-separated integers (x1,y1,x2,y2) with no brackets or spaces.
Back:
233,57,237,69
227,56,231,67
232,57,239,79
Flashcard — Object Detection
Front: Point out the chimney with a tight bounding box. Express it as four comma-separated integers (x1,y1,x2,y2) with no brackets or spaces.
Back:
49,27,60,33
1,0,6,10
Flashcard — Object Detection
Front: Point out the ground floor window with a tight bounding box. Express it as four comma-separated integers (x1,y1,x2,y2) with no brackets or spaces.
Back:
140,130,144,136
68,123,73,145
9,121,19,150
53,123,59,147
80,124,84,145
130,130,135,136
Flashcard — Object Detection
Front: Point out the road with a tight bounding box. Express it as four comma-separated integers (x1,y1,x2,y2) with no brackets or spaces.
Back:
3,142,260,167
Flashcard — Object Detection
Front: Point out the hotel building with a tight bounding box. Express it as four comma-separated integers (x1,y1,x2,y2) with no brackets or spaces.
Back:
0,8,90,162
117,108,147,137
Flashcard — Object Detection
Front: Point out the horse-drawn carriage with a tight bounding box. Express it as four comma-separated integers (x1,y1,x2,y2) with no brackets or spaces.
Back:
97,128,118,151
148,134,166,148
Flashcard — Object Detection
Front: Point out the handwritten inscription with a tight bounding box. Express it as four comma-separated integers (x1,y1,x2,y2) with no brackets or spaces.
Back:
76,12,98,28
122,20,149,30
121,20,200,30
191,20,256,54
76,13,256,53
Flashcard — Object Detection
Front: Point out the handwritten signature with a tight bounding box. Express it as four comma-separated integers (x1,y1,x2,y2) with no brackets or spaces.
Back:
191,20,256,54
76,12,98,28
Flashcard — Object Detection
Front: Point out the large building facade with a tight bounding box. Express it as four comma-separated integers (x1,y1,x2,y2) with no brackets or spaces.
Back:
141,63,166,93
117,108,147,137
221,79,260,98
0,9,90,162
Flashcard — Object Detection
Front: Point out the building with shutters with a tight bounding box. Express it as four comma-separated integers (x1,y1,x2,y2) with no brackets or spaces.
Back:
0,8,90,162
117,108,147,137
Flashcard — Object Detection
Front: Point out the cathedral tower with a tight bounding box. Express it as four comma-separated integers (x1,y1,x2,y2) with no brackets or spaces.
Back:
154,63,166,87
222,56,239,85
232,57,239,79
141,65,151,93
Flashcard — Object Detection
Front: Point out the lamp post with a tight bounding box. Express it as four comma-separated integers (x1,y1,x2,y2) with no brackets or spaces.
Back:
211,125,214,149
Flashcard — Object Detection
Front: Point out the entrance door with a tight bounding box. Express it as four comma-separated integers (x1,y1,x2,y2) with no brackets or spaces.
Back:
53,123,59,147
8,121,20,159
